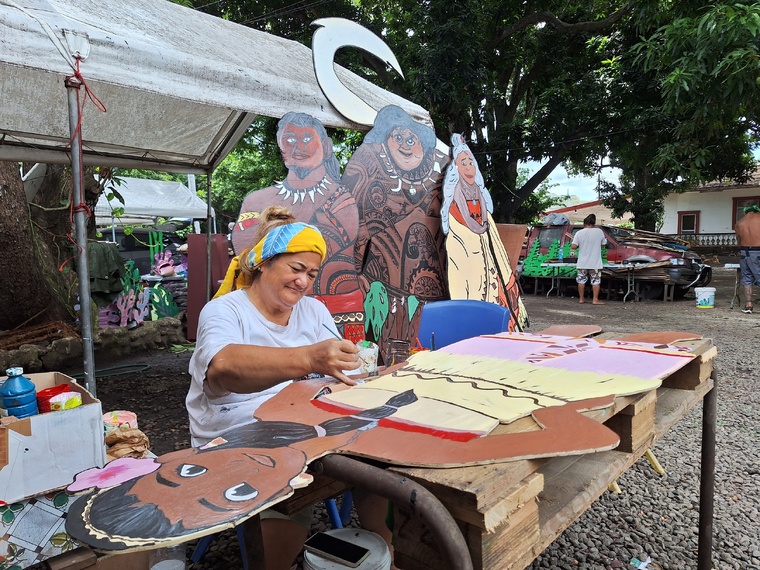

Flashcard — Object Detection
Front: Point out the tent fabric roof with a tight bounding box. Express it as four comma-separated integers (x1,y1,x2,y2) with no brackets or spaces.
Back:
95,177,214,224
0,0,432,173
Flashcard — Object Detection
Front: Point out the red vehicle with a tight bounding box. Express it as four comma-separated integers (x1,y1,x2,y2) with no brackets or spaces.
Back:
520,224,712,299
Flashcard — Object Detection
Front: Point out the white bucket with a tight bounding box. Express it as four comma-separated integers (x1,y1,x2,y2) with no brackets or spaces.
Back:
304,529,391,570
694,286,716,309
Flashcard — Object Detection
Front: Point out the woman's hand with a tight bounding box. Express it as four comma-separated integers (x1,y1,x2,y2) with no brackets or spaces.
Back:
310,339,361,386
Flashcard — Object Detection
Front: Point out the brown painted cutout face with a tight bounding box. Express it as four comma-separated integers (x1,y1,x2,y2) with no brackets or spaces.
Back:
118,445,307,532
456,151,477,185
279,124,326,172
387,127,424,171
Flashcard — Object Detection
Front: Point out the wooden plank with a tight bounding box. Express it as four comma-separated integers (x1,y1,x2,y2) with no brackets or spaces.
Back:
478,500,540,570
662,345,716,390
390,459,545,527
603,390,657,453
523,377,713,566
481,473,543,533
654,380,713,440
271,474,349,515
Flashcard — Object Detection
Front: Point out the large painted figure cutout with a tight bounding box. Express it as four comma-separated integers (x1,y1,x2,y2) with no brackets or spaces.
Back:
442,134,528,330
66,331,700,552
343,105,449,359
231,113,364,340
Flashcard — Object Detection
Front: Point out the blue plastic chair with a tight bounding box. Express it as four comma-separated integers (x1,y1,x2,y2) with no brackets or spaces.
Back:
417,300,511,349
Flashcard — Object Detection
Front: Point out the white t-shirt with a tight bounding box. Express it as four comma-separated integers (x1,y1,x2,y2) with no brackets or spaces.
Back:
186,289,337,447
572,227,607,270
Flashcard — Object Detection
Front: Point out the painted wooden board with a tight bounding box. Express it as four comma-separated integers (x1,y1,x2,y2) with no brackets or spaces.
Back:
616,331,703,344
537,324,602,338
343,105,450,360
441,134,527,331
230,113,365,341
495,223,527,273
65,332,697,554
321,334,692,427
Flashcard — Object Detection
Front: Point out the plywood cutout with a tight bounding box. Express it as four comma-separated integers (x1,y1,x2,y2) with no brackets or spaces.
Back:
441,134,527,331
495,223,528,273
343,105,449,360
617,331,703,344
231,113,364,340
66,332,697,553
321,334,691,428
537,324,602,338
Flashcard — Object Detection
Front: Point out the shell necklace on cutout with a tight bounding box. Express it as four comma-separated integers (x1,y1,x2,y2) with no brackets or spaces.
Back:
275,176,333,204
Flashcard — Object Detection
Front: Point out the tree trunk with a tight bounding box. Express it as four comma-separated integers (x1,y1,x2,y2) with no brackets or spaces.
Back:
0,162,74,330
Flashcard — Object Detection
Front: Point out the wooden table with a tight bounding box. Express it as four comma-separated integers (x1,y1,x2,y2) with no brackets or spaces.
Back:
382,338,716,570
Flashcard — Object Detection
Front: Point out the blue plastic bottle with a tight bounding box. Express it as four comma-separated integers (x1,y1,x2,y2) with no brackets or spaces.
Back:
0,367,39,418
557,247,564,262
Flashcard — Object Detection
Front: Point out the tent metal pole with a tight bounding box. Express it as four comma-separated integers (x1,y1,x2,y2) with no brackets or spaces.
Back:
66,76,97,396
205,172,213,302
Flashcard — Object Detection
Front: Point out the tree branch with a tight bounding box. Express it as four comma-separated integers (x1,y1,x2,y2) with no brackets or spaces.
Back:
492,7,631,49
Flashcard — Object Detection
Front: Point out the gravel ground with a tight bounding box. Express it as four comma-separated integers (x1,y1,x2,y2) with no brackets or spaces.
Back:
84,267,759,570
522,268,760,570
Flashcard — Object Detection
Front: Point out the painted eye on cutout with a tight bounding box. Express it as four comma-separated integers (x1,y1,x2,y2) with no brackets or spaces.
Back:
178,464,207,478
224,482,259,502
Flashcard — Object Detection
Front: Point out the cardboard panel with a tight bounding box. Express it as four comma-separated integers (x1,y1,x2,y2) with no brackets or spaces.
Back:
0,372,106,504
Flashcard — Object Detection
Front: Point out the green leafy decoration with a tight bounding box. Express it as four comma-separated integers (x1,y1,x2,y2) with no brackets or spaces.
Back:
0,542,24,570
149,285,179,319
0,502,24,526
51,491,69,509
407,295,420,322
49,531,77,551
363,282,389,342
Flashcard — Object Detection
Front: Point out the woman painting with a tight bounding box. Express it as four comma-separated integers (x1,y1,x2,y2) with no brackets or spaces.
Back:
187,205,393,570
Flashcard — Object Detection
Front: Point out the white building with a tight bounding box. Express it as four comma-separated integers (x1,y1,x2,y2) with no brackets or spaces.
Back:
661,171,760,239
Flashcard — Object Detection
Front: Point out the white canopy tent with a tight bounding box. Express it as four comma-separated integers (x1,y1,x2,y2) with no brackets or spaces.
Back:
0,0,432,392
0,0,431,172
94,176,215,228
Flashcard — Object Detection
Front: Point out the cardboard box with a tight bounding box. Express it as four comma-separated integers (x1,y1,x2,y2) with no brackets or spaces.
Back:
0,372,106,504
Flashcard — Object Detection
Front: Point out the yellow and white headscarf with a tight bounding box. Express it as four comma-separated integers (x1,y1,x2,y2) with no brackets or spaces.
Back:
215,222,326,298
247,222,326,268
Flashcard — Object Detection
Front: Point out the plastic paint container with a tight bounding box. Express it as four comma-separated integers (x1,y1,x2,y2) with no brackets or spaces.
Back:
36,384,70,413
694,287,716,309
304,529,391,570
103,410,139,436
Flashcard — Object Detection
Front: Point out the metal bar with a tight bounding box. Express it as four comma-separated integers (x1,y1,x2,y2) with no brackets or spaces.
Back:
697,366,717,570
311,455,474,570
205,172,213,302
65,76,96,395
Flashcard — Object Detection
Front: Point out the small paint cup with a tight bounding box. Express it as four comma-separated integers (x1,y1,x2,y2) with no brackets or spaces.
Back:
36,384,70,413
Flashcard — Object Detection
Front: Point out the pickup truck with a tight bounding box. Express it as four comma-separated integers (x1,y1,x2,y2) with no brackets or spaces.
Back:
519,224,712,299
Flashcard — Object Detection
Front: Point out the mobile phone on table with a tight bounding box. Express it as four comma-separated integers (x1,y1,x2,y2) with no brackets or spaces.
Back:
304,531,371,568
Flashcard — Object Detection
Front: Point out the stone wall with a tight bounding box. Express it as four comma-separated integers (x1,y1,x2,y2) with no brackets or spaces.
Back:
0,317,187,373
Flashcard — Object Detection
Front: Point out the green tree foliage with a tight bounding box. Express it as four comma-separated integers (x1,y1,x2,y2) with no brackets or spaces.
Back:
511,169,565,225
192,1,758,230
633,2,760,185
193,0,629,222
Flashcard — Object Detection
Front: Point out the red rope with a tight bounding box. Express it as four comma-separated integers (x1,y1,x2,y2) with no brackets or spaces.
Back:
59,56,107,273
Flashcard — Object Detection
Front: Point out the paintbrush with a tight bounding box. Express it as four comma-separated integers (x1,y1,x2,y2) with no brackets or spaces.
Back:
323,324,369,369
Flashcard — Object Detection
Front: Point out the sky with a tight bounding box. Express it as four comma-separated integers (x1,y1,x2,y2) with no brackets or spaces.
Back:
520,162,609,203
522,160,621,205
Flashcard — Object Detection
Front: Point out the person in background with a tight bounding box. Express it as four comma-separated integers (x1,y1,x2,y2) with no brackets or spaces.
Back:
570,214,607,305
187,206,393,570
734,204,760,313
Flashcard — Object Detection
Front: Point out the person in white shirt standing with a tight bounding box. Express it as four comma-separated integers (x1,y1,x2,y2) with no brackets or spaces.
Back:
571,214,607,305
